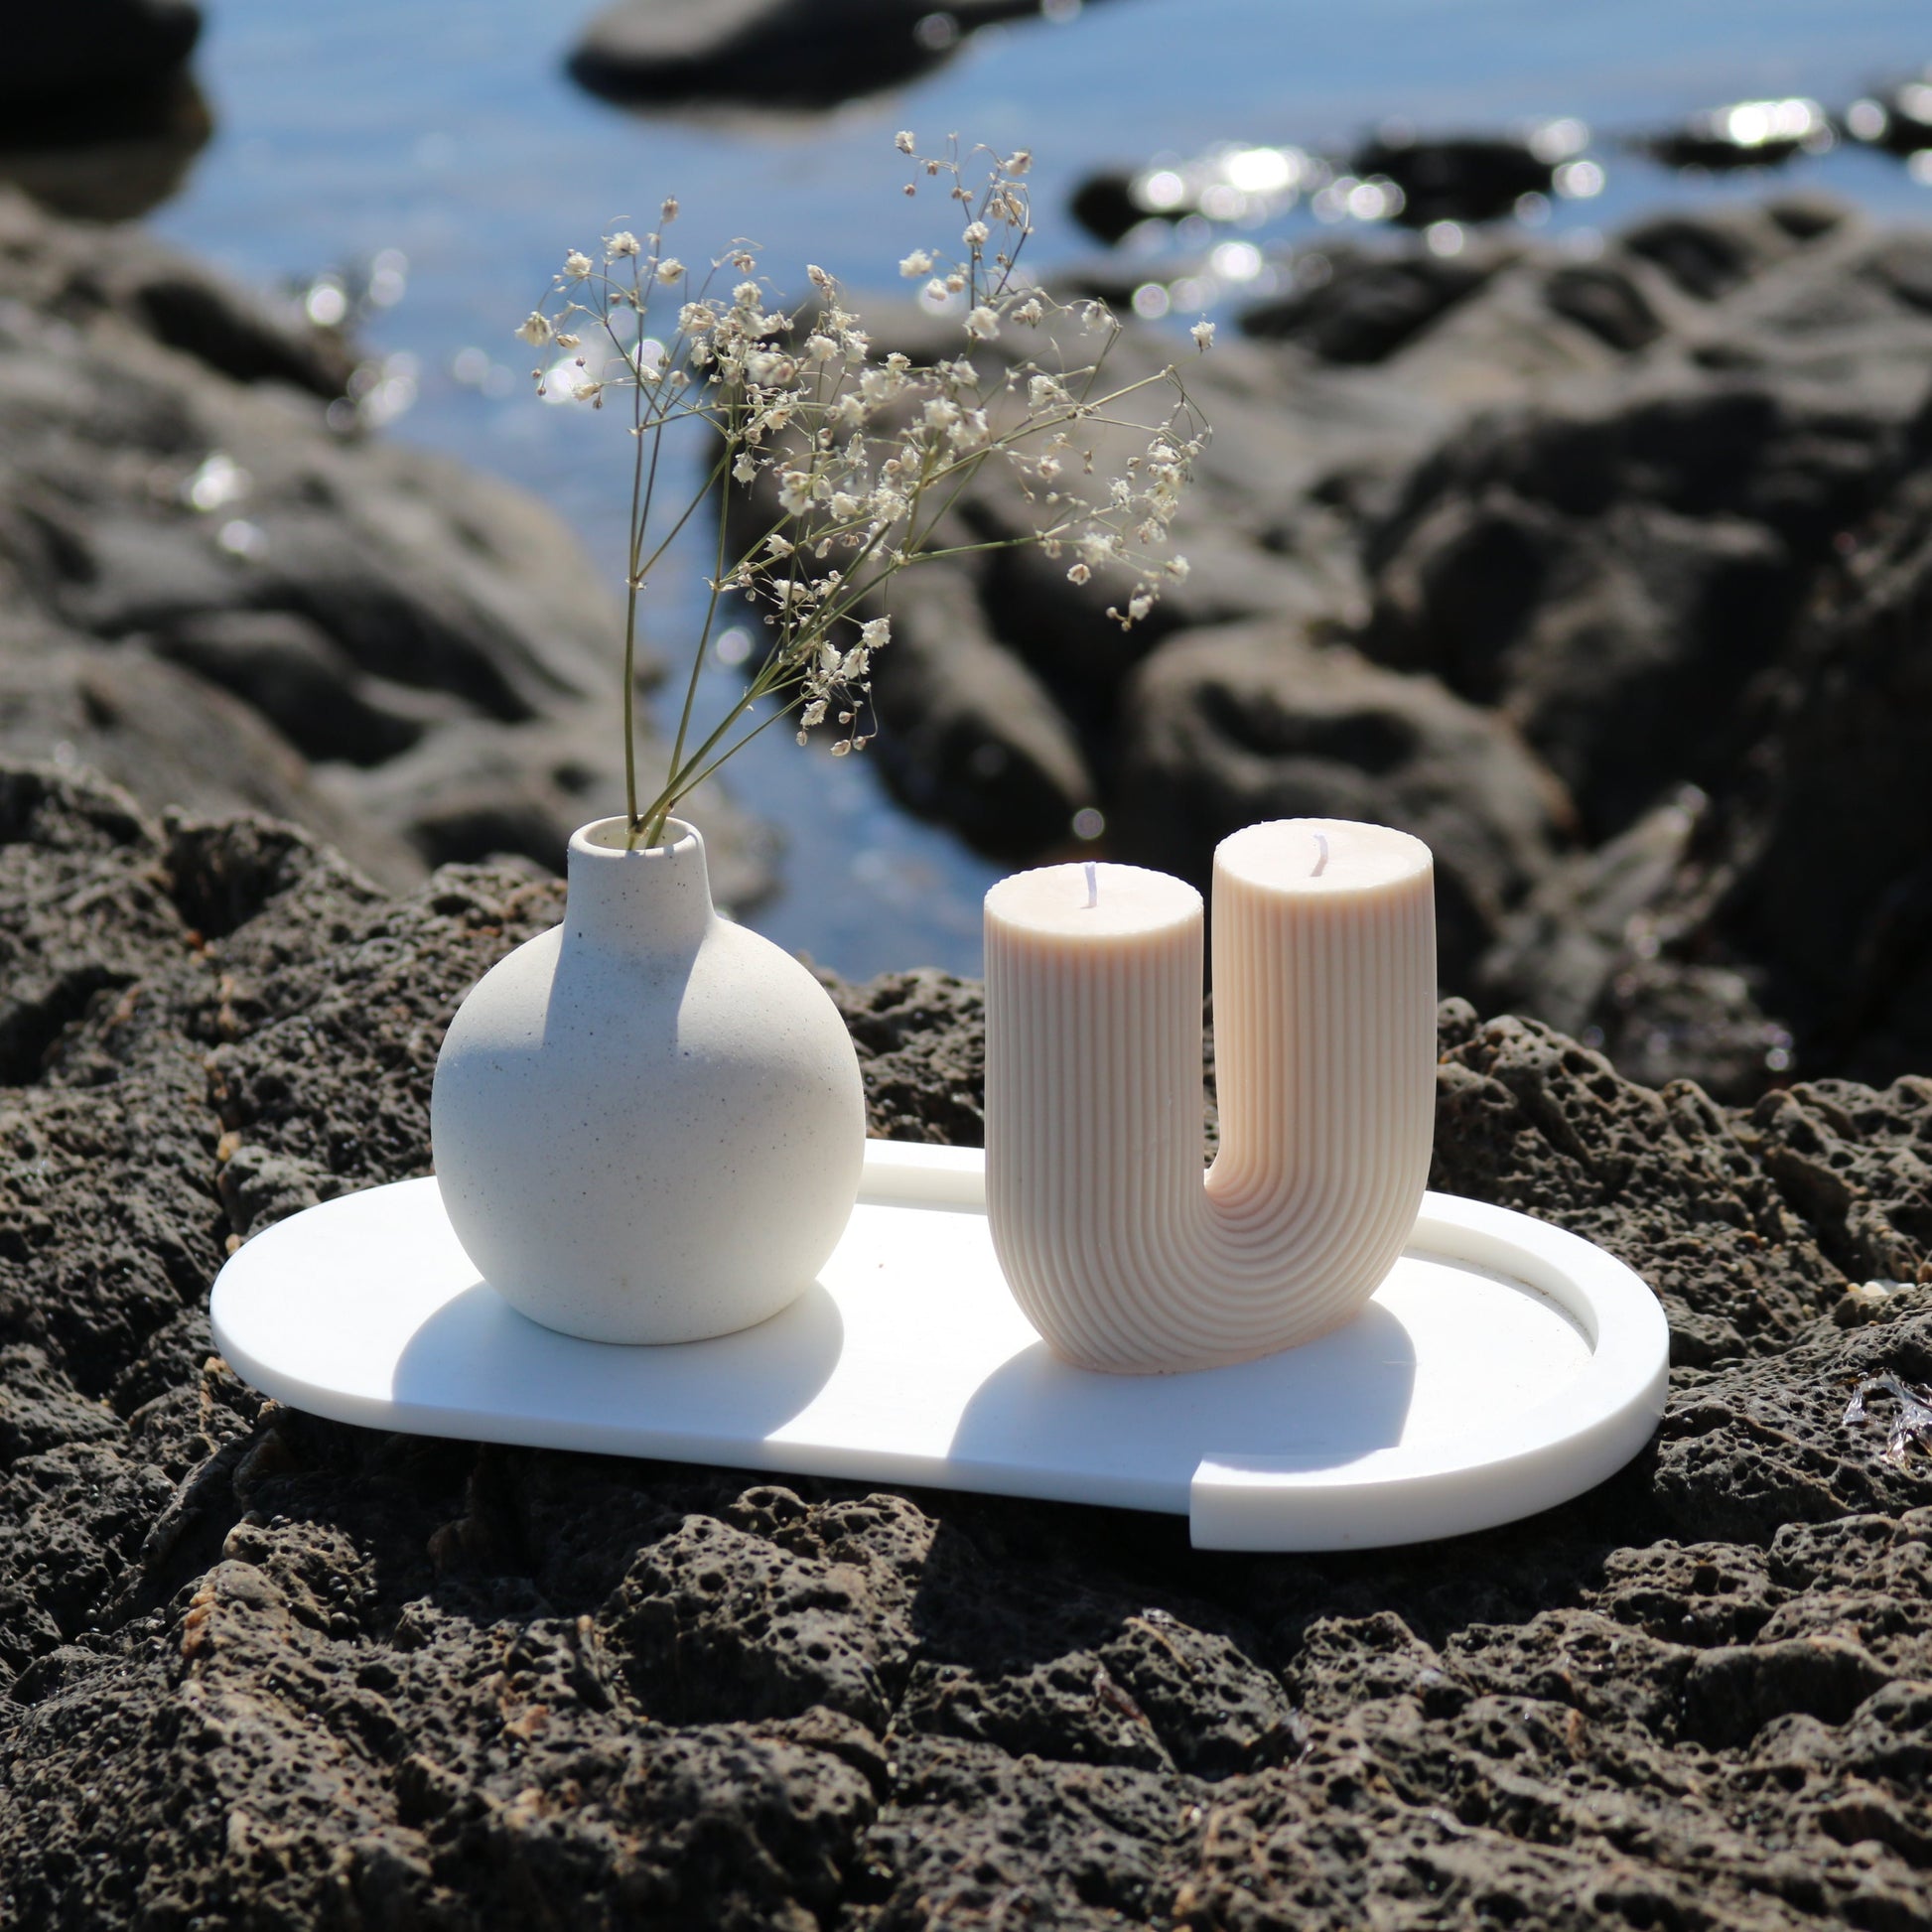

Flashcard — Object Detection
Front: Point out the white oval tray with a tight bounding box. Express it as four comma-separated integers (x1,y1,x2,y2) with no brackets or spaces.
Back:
209,1141,1669,1551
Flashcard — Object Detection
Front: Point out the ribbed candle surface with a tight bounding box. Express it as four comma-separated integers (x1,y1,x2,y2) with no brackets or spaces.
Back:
985,819,1436,1374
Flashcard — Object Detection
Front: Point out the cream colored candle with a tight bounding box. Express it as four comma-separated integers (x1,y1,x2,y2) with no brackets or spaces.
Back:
985,818,1436,1374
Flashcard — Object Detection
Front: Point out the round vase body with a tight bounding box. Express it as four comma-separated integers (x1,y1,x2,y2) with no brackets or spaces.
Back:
431,817,867,1343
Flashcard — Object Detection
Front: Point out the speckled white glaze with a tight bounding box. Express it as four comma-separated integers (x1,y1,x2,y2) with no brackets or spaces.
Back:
430,817,867,1343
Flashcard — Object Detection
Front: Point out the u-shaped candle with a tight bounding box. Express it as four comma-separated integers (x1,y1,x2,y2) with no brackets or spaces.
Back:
984,818,1436,1374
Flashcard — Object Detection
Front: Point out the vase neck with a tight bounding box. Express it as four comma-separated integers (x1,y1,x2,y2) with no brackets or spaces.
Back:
563,817,714,958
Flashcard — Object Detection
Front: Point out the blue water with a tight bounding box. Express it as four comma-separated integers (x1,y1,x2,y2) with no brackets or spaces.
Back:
155,0,1932,977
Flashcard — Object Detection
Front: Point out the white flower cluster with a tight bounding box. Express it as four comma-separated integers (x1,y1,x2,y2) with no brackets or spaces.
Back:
516,142,1209,842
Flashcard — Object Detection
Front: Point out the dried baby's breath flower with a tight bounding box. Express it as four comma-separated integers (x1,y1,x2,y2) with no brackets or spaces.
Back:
1190,319,1216,350
895,130,916,154
513,130,1208,845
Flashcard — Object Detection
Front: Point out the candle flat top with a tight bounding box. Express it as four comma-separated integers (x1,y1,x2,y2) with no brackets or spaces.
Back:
1218,818,1432,896
985,861,1201,939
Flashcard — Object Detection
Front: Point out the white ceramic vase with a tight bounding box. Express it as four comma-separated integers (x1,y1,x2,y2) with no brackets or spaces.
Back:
431,816,867,1343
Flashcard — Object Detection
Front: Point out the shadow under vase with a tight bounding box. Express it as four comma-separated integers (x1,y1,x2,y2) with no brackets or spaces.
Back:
390,1272,848,1457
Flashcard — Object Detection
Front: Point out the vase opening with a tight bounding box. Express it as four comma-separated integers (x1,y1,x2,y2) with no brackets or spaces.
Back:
574,815,699,859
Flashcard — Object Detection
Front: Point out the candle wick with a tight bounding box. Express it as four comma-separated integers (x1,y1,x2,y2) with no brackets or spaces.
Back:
1311,833,1329,878
1084,860,1098,908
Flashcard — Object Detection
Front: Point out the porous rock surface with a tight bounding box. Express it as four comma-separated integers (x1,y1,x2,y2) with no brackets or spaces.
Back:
6,764,1932,1927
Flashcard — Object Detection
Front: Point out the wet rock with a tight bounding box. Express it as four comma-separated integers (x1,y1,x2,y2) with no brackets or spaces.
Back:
1347,132,1556,228
0,187,770,905
1066,170,1145,247
0,72,211,225
1,2,201,123
1845,71,1932,162
568,0,1078,113
1638,97,1833,175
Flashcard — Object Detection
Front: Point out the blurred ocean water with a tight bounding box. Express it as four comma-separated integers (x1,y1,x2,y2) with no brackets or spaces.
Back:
153,0,1932,977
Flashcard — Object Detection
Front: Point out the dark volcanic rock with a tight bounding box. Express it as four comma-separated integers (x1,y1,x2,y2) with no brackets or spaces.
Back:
569,0,1084,112
1482,431,1932,1100
0,187,770,907
0,71,211,226
1708,466,1932,1083
0,1,201,120
7,766,1932,1926
1348,133,1557,228
1357,220,1929,841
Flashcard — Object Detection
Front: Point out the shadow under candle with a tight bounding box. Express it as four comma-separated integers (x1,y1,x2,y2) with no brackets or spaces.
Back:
945,1301,1419,1510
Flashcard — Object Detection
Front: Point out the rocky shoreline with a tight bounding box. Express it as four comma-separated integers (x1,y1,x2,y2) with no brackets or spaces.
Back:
5,165,1932,1100
3,763,1932,1927
837,192,1932,1104
0,187,771,913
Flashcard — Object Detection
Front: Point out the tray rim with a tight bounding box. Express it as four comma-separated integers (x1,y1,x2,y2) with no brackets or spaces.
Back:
209,1140,1670,1551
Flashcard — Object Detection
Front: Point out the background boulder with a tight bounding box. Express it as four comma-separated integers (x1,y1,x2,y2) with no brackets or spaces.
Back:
569,0,1099,111
1,1,201,118
0,190,770,906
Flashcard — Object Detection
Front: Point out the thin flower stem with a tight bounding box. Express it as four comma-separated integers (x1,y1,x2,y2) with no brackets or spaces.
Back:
657,691,808,805
618,325,650,837
648,405,741,848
